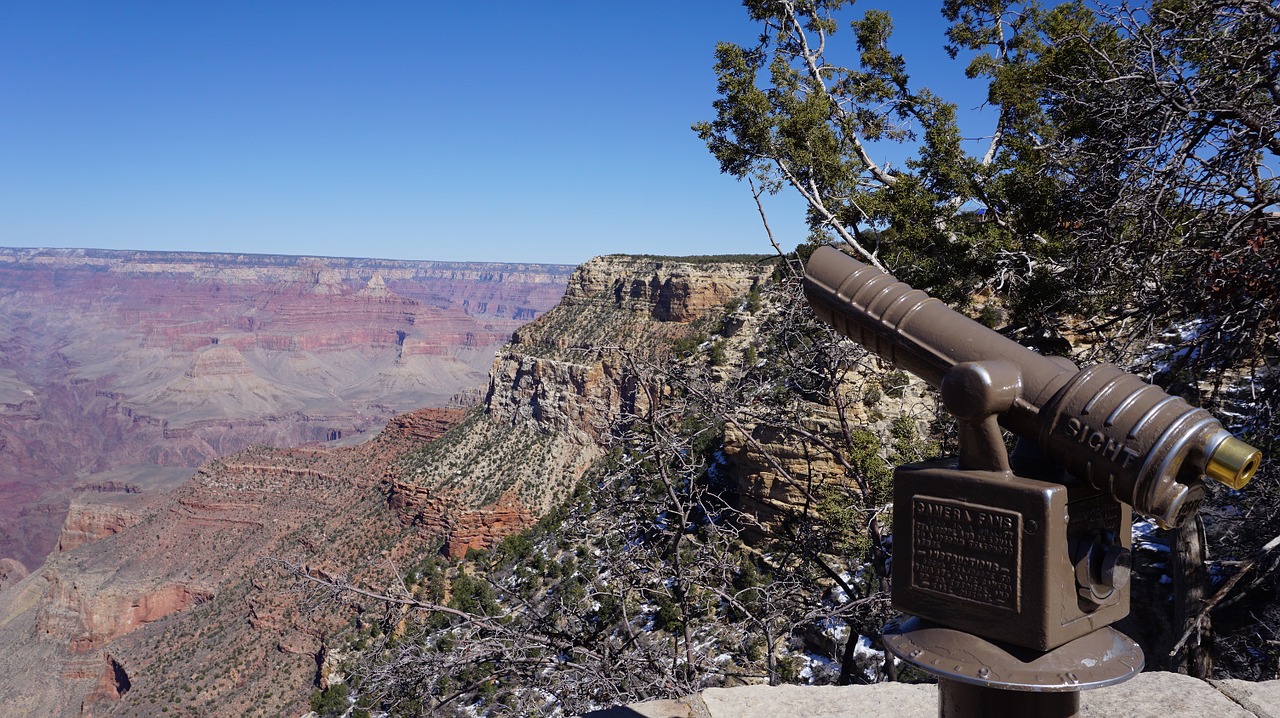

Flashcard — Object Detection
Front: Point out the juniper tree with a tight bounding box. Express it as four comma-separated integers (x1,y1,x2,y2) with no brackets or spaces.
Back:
1036,0,1279,677
693,0,1071,314
697,0,1279,679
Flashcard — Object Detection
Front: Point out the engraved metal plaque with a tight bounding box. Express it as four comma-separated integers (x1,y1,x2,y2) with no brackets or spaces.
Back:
894,463,1126,650
911,496,1021,611
1067,492,1122,533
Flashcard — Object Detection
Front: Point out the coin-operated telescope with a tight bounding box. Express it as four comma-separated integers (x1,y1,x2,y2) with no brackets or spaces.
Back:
804,246,1260,717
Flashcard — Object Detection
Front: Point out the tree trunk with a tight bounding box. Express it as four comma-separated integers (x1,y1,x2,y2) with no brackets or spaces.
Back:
1170,515,1212,677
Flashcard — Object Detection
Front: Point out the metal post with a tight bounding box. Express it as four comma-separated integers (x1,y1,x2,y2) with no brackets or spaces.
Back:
940,679,1079,718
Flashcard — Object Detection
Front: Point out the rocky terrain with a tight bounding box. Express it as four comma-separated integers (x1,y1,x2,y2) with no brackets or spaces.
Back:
308,255,948,716
0,253,772,717
390,254,772,555
0,407,467,717
0,247,573,570
3,250,1233,717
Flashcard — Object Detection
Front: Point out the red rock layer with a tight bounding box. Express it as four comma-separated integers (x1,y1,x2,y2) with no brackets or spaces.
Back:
387,483,535,558
56,505,140,553
0,407,471,718
0,248,572,571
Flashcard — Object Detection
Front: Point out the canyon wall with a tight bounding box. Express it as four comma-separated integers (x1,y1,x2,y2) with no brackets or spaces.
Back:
389,254,771,556
0,253,772,717
0,407,467,718
0,247,573,570
0,252,768,716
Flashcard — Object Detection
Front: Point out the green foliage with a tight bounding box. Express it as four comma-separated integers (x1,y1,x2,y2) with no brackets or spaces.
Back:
776,656,803,683
672,332,707,358
309,683,349,718
708,339,728,366
449,572,499,615
849,428,894,507
890,416,939,465
696,0,1217,327
976,302,1003,328
694,0,1061,307
880,370,910,399
678,414,724,462
816,482,871,560
496,532,534,562
861,384,882,408
651,593,683,633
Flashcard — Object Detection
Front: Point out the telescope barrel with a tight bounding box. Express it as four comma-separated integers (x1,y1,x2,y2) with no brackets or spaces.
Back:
803,246,1071,437
803,246,1261,527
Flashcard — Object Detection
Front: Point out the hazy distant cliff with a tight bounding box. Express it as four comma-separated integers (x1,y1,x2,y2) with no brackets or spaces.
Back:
0,247,573,571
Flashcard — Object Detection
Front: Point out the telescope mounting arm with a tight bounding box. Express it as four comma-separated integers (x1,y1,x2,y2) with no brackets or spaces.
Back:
940,361,1022,474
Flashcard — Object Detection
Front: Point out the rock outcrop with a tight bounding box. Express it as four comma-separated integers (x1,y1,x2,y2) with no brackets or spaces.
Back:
723,373,937,543
390,255,771,555
0,557,28,593
35,575,214,654
564,254,766,322
484,351,638,442
488,255,770,439
55,503,141,554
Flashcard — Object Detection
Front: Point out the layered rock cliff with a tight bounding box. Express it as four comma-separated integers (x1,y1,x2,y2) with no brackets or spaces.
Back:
723,374,938,543
0,247,572,570
0,408,467,718
319,256,955,716
54,466,194,554
389,254,772,555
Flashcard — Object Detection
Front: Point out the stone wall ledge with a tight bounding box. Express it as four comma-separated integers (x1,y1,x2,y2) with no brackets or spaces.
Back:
582,672,1280,718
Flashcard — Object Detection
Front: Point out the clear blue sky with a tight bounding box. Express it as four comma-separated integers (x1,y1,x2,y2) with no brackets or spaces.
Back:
0,1,992,265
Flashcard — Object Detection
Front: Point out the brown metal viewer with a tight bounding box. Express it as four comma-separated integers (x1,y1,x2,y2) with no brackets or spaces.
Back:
803,246,1262,718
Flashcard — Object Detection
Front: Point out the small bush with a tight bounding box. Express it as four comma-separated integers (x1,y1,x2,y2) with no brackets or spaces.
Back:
881,370,910,398
709,339,728,366
309,683,349,718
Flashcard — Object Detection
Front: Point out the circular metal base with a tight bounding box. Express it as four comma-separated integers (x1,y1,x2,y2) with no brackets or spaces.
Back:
883,616,1144,692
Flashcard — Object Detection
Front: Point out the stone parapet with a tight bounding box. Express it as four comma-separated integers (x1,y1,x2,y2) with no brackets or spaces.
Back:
584,672,1280,718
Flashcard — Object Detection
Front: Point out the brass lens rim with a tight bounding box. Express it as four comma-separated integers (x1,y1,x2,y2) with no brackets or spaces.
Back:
1206,435,1262,490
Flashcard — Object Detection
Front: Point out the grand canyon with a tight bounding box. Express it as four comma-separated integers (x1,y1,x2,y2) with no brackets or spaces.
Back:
2,247,1272,718
0,249,771,716
0,247,574,573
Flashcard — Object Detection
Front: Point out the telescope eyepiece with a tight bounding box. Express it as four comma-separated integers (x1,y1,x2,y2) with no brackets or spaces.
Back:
1206,434,1262,490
